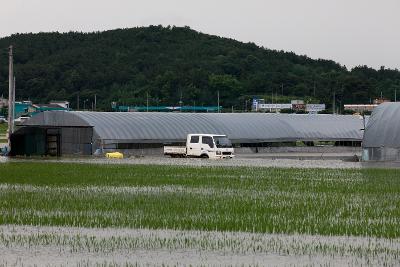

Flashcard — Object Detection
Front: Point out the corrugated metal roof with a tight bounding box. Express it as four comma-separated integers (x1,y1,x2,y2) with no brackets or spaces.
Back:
24,111,365,143
363,103,400,148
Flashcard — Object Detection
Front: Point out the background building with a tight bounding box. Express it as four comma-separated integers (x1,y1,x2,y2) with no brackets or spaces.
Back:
344,104,378,114
344,98,392,114
252,98,325,113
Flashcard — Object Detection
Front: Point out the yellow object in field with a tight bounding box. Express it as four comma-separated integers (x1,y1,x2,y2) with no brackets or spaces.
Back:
106,152,124,159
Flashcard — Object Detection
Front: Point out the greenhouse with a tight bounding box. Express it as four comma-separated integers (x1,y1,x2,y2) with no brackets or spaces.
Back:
11,111,365,156
362,103,400,161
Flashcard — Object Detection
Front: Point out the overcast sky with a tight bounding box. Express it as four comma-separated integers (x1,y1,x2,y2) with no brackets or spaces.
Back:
1,0,399,70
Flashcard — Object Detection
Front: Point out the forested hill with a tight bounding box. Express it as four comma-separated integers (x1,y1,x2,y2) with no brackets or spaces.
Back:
0,25,399,111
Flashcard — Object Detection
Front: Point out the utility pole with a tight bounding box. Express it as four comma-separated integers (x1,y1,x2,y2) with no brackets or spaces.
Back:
271,90,274,104
217,90,220,113
281,84,284,96
13,76,15,120
94,94,97,111
146,92,149,112
395,89,397,102
7,46,14,150
179,91,183,112
77,92,80,110
313,81,316,97
332,90,336,114
271,90,274,113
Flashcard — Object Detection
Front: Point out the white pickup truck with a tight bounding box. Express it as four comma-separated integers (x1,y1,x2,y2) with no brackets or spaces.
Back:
164,134,235,159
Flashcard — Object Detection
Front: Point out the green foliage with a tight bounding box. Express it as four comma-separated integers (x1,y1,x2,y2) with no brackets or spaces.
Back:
1,162,400,238
0,107,6,117
342,109,355,115
0,123,7,142
0,122,6,129
0,26,399,111
279,108,294,113
318,109,333,114
209,74,241,106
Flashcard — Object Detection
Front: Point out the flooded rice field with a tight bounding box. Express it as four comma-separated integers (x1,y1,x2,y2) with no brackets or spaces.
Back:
1,157,399,266
0,155,366,169
3,154,399,169
1,225,399,266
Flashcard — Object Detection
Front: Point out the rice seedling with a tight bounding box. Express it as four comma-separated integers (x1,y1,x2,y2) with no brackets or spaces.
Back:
0,225,399,266
0,162,399,238
1,162,400,265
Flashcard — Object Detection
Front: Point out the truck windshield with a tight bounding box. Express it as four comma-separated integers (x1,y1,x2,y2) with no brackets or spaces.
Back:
213,136,232,148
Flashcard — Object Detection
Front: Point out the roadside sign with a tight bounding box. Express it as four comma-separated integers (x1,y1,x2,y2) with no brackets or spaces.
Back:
306,104,326,112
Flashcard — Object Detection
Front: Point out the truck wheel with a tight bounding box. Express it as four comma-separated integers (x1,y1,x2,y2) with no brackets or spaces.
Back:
200,154,209,158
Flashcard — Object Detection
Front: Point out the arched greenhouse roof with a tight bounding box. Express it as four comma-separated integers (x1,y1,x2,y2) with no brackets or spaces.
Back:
24,111,365,143
363,102,400,148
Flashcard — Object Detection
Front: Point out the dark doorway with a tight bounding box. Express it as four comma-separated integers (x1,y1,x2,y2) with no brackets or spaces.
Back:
10,127,46,156
46,128,61,157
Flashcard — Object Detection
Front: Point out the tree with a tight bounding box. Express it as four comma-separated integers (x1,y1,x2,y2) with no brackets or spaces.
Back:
0,26,399,110
209,74,242,106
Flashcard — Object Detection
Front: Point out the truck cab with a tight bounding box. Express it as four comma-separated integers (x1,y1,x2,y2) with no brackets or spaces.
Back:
164,134,235,159
186,134,234,159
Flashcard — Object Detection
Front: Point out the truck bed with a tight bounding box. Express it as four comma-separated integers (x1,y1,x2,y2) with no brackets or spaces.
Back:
164,146,186,155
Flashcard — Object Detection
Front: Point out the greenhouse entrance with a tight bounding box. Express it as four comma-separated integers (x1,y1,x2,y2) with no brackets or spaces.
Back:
10,127,47,156
10,125,94,157
45,128,61,157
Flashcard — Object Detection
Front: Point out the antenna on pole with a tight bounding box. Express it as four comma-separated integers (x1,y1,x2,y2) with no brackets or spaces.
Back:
7,45,14,151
